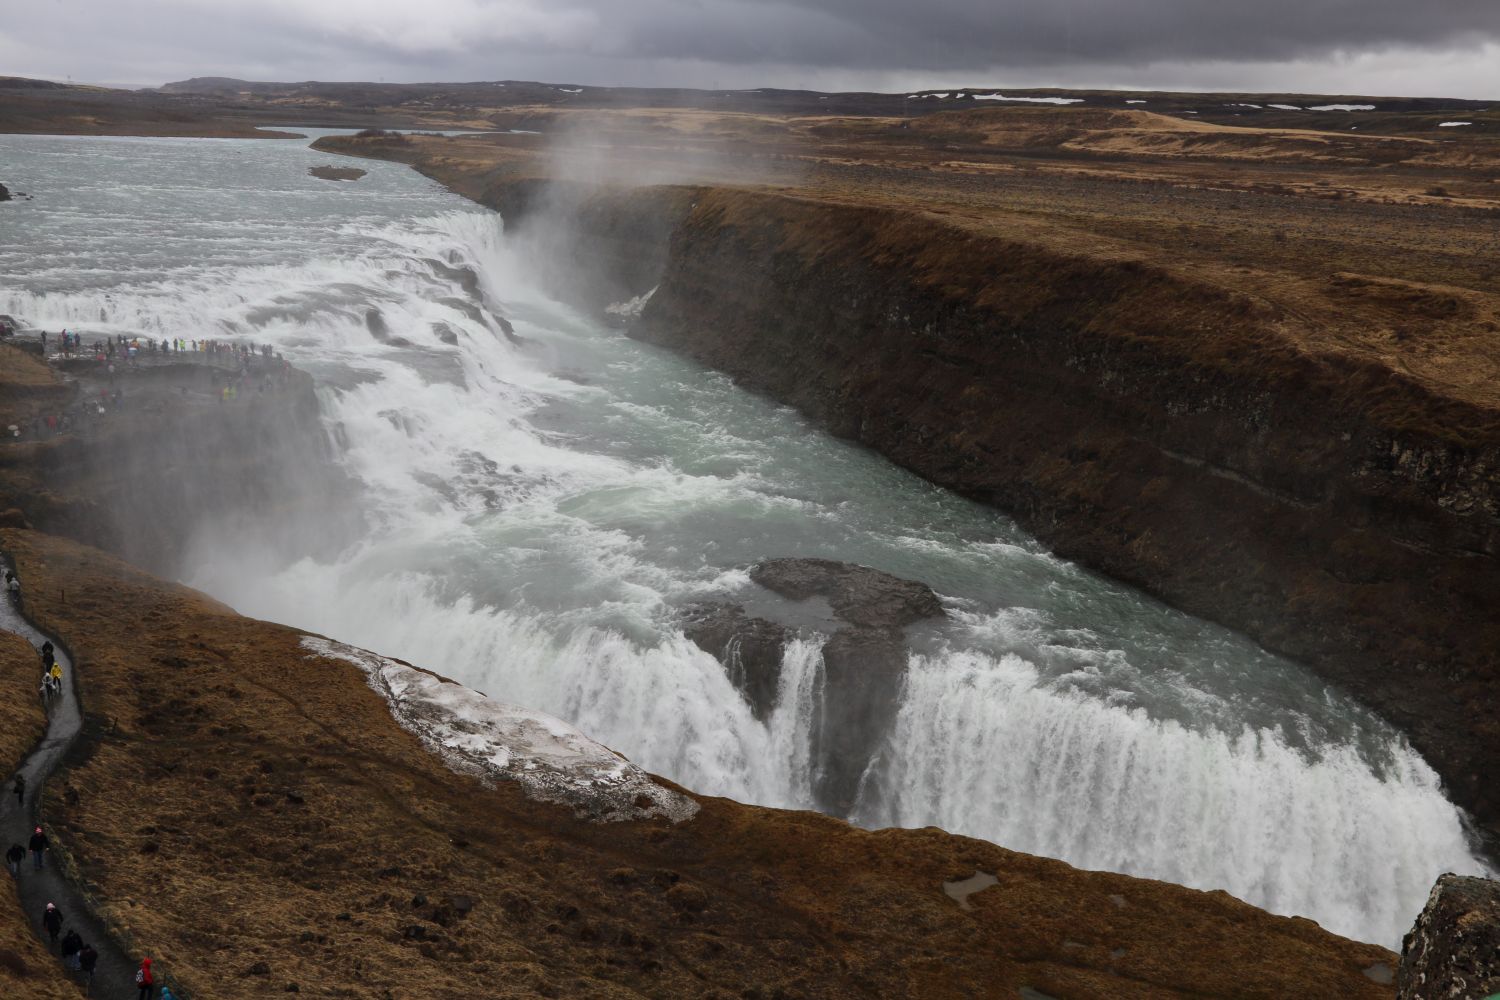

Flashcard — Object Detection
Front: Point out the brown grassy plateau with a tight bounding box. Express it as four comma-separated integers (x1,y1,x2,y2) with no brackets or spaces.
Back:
326,102,1500,372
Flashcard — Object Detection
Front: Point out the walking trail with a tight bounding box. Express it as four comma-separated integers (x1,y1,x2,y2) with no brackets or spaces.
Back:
0,580,143,998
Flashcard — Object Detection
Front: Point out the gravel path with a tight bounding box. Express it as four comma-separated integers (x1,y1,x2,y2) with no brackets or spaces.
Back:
0,581,151,999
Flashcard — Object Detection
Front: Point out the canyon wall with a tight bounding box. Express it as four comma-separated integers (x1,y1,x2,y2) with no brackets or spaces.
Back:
0,353,357,578
481,180,1500,840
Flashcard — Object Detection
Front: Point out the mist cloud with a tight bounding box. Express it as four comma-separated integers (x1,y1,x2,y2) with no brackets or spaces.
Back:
4,0,1498,97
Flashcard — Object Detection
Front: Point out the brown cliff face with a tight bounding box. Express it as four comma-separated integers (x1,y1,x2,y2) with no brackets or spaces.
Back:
5,527,1399,999
625,188,1500,837
0,350,358,579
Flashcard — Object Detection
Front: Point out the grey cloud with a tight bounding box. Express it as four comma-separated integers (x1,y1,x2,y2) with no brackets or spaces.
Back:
598,0,1500,70
5,0,1499,96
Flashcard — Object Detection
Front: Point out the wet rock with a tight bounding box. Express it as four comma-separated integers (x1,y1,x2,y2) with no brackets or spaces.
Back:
364,308,412,347
680,603,788,721
812,626,909,812
304,164,363,180
431,322,459,345
308,165,366,181
0,183,9,202
749,558,944,628
496,314,524,345
1398,873,1500,999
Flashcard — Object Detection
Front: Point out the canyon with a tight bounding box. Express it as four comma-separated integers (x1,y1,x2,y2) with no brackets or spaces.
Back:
314,104,1500,843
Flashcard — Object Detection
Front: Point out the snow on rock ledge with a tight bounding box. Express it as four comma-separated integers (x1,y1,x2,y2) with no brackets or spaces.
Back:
303,636,699,824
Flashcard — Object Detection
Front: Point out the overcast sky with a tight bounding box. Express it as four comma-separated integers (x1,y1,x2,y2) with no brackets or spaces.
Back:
4,0,1498,98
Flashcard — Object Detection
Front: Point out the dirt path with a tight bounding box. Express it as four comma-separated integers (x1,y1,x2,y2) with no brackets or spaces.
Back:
0,585,147,999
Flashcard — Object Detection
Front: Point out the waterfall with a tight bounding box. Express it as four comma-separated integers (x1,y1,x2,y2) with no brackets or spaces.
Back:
1,131,1489,948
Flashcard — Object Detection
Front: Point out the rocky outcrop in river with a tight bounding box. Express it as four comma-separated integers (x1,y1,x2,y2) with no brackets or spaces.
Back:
685,557,945,812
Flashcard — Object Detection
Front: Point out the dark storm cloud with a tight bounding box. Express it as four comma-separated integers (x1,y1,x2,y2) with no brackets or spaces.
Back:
605,0,1500,69
2,0,1498,95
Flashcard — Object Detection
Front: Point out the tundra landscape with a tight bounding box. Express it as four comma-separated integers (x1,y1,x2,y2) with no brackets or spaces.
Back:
0,28,1498,1000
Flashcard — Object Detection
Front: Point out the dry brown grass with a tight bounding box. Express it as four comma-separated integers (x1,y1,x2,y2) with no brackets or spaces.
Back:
0,631,44,773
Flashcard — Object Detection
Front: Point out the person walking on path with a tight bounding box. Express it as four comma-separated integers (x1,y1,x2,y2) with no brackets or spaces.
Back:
11,773,22,805
135,956,155,999
79,942,98,993
61,928,82,969
42,901,61,947
29,825,48,869
50,661,63,692
4,842,21,876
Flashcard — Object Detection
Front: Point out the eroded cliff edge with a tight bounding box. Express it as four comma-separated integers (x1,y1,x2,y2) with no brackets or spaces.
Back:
644,190,1500,839
369,147,1500,842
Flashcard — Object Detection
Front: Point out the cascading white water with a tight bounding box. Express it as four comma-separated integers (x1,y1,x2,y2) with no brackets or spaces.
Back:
0,130,1488,948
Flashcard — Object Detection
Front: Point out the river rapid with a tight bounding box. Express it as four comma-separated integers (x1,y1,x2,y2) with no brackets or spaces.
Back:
0,129,1488,947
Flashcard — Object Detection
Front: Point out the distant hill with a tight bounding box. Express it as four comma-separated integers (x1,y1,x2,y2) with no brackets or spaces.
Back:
150,76,1497,126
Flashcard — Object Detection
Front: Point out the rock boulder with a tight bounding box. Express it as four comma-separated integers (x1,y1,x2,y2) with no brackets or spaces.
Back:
748,557,944,629
680,603,788,722
1398,873,1500,999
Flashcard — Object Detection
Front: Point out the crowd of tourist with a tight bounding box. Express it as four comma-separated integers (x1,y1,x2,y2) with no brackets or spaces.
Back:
3,327,297,441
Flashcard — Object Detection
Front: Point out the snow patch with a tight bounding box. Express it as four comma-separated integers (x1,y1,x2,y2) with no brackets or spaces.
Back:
1227,103,1264,109
605,286,657,319
1438,121,1473,127
303,636,699,824
1268,104,1303,111
1125,100,1147,104
1308,104,1375,112
972,93,1085,105
557,87,583,95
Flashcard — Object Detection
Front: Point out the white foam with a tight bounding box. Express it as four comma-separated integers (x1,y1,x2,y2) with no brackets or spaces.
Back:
864,649,1492,947
605,286,657,319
